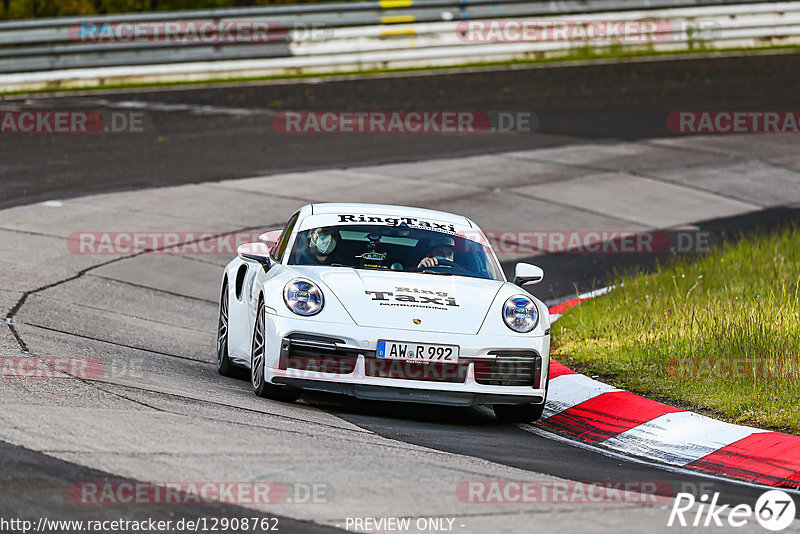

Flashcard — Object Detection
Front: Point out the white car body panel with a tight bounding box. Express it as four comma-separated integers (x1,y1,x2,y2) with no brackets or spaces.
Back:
307,267,503,334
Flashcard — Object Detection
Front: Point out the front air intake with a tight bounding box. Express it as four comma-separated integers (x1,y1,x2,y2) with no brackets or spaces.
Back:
472,351,541,387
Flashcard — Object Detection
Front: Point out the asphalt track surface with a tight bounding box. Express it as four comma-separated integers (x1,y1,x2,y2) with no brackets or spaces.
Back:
2,53,800,530
3,52,800,208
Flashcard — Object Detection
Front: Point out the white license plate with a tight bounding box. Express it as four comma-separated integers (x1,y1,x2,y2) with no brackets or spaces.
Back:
376,340,459,363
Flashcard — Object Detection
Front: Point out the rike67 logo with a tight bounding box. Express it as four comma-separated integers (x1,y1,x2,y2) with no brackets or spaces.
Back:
668,490,796,531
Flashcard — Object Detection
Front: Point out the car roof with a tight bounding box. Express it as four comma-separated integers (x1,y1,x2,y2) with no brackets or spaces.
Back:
308,203,473,228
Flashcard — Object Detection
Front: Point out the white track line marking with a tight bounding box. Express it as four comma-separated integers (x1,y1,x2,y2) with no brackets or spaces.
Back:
518,424,800,495
544,374,620,419
601,411,768,466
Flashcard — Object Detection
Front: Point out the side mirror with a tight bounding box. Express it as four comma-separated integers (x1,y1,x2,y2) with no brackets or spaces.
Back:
258,230,281,251
238,243,272,268
514,263,544,286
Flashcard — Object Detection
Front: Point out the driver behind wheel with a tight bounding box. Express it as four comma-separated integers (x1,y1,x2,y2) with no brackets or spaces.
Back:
417,235,456,268
300,227,342,265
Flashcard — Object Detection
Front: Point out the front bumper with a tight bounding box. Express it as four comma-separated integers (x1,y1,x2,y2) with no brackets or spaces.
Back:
263,314,550,406
274,378,544,406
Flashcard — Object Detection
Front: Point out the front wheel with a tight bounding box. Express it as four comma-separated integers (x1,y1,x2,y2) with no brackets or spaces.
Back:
251,298,299,403
493,402,546,423
217,280,239,377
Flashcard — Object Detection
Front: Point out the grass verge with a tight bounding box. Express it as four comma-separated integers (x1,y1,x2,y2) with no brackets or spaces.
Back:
553,225,800,434
2,44,798,97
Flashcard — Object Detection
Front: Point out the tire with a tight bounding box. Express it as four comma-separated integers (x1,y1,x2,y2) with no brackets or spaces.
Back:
251,297,299,403
216,280,240,378
493,402,546,423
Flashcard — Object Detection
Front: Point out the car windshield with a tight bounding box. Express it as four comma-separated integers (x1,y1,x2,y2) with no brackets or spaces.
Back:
288,224,503,281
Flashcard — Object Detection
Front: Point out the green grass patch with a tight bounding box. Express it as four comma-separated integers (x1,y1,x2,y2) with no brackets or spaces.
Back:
553,225,800,434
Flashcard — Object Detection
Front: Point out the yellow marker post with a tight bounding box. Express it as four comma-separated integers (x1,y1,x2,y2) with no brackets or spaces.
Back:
380,27,417,36
381,15,415,24
380,0,413,8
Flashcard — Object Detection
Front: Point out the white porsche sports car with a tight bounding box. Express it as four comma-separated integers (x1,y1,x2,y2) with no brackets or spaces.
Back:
217,203,550,422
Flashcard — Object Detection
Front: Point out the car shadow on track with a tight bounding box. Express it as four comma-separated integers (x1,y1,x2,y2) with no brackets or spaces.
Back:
298,390,503,427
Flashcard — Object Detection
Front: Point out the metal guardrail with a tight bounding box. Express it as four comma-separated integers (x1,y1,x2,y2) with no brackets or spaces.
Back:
0,0,794,91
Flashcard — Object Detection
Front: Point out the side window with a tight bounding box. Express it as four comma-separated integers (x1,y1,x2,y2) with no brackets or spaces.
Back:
272,212,299,262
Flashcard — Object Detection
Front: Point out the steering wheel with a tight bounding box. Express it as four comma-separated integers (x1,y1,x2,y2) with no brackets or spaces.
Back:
430,257,456,267
411,257,456,271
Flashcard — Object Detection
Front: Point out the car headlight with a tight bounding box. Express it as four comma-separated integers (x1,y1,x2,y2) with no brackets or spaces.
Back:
283,279,324,316
502,295,538,333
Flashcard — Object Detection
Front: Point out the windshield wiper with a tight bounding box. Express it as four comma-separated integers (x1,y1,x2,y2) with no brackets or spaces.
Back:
330,264,388,271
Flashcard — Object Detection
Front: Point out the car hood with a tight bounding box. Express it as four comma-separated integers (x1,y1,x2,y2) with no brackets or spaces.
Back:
291,267,504,334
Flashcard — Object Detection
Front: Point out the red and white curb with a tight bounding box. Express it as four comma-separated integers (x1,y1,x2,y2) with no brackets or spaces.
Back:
546,286,614,322
542,289,800,490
